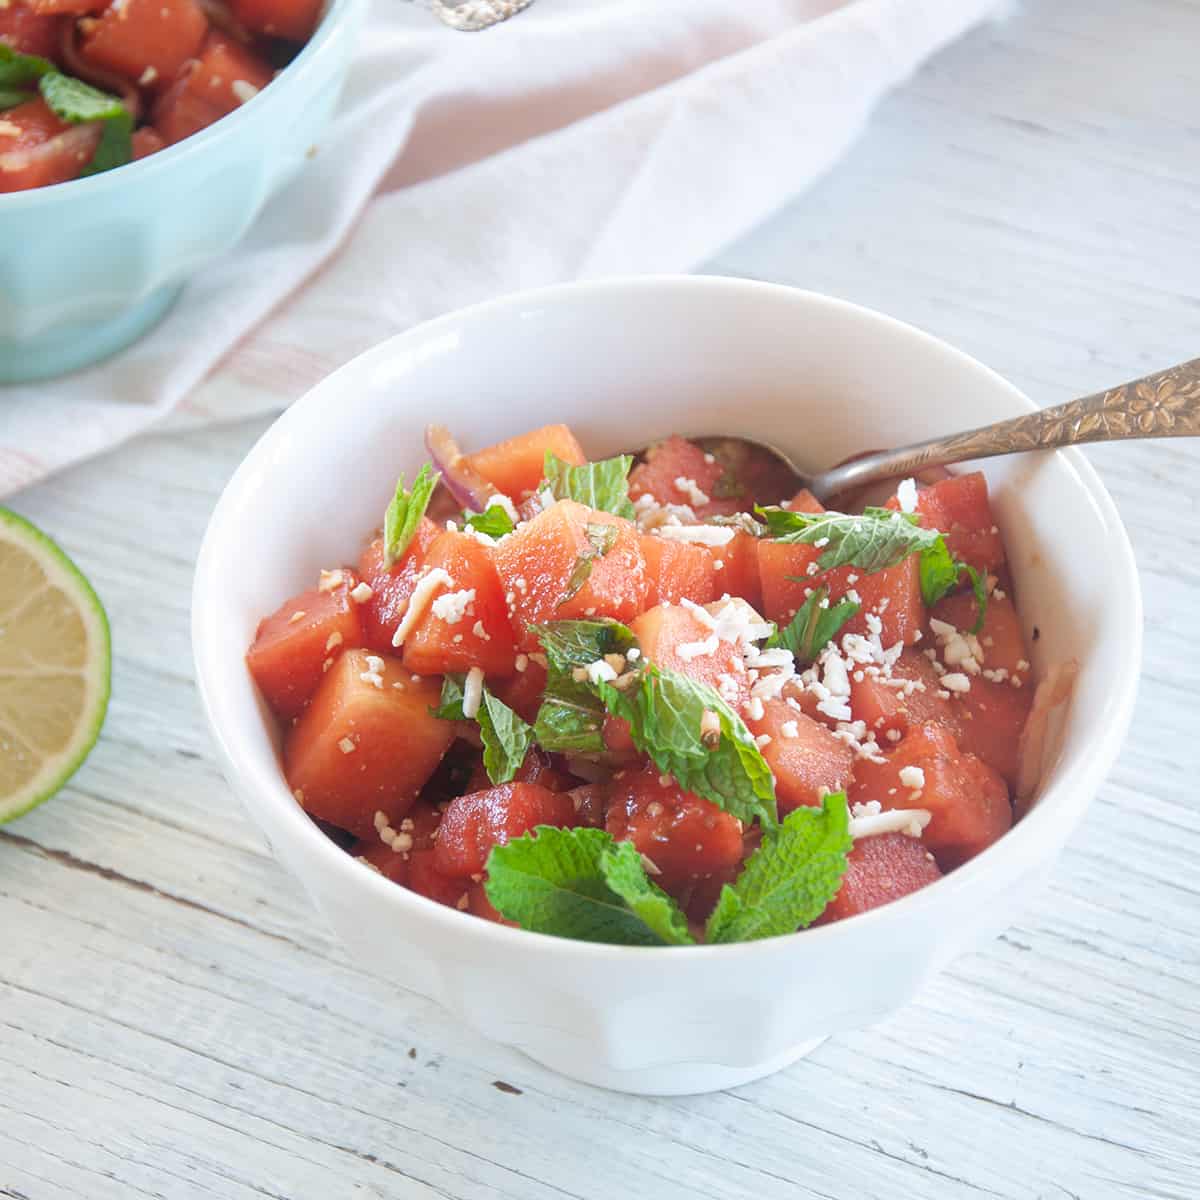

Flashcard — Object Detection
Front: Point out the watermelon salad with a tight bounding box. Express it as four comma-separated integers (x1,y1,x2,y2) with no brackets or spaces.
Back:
245,424,1056,947
0,0,322,191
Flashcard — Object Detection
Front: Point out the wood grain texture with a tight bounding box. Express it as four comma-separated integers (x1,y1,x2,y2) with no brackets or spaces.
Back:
3,0,1199,1196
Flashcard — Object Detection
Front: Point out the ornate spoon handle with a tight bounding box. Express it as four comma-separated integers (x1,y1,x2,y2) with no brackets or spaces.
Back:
814,357,1200,498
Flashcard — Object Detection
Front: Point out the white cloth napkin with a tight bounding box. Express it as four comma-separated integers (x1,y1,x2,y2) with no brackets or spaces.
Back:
0,0,1001,497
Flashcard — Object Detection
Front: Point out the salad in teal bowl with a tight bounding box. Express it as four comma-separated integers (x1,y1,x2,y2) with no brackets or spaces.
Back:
0,0,360,383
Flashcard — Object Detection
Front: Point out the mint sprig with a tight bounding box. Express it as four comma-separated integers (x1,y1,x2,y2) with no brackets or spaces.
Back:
542,451,636,520
705,792,851,944
0,44,53,90
464,504,514,539
38,72,132,176
766,585,859,664
484,826,692,946
383,462,438,566
759,503,986,617
597,664,777,829
530,619,637,753
598,840,695,945
434,674,533,785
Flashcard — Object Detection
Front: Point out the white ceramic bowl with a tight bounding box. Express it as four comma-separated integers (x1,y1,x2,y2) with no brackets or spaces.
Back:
193,277,1141,1095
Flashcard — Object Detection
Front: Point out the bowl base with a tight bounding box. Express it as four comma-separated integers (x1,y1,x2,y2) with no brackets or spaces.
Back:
519,1035,828,1096
0,283,182,384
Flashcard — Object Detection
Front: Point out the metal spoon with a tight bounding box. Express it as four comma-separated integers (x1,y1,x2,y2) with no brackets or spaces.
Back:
716,356,1200,504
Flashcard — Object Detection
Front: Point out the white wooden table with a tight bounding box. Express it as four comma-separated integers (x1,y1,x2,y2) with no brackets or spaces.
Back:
4,1,1198,1196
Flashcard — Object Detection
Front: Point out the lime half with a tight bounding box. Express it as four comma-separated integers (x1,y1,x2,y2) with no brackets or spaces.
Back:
0,508,111,824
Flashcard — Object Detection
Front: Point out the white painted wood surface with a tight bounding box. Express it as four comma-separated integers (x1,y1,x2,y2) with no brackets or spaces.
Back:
3,0,1198,1195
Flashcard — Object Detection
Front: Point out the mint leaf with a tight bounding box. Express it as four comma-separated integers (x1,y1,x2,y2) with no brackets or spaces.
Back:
598,841,694,946
40,72,125,123
758,504,944,571
383,462,438,566
705,792,851,943
761,503,968,621
38,72,133,176
0,45,53,90
959,562,988,634
484,826,685,945
478,688,534,785
542,451,636,520
81,108,133,176
433,674,532,784
558,522,618,607
0,88,31,111
532,618,638,673
464,504,514,539
432,672,466,720
766,585,859,665
530,619,637,753
597,664,777,829
917,532,958,607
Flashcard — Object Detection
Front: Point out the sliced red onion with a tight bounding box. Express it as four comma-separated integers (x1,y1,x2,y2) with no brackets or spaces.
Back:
59,22,142,120
425,424,497,513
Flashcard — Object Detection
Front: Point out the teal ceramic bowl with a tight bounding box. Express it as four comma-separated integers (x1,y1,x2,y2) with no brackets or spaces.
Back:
0,0,362,385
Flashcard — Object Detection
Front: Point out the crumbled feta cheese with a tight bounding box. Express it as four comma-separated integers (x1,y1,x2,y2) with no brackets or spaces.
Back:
350,582,373,604
754,733,772,749
486,492,519,522
898,765,926,790
781,720,799,739
360,654,385,689
941,672,971,693
288,610,306,624
677,635,720,661
896,477,918,513
514,653,529,673
324,631,343,652
472,619,490,641
462,666,485,719
849,807,931,839
431,587,476,625
318,568,344,592
338,737,356,754
745,696,765,722
585,659,618,684
392,567,454,647
673,476,710,507
654,524,734,546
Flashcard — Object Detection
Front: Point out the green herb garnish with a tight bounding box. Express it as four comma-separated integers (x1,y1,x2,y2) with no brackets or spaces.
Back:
705,792,851,944
765,585,859,665
597,664,777,830
758,503,986,620
434,673,533,785
383,463,439,566
530,619,637,753
484,826,692,946
464,503,515,540
38,72,132,176
542,451,636,520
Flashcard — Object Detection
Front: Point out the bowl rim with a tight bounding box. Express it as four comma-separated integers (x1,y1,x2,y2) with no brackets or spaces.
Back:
0,0,355,211
192,274,1143,963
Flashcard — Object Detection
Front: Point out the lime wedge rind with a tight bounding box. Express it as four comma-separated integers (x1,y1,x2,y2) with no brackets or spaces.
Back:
0,507,111,825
